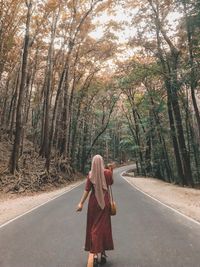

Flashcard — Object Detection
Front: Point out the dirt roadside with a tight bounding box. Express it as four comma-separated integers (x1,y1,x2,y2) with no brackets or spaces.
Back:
123,174,200,223
0,180,83,226
1,172,200,227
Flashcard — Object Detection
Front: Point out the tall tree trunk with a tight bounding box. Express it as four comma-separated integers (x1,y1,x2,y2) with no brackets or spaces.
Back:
189,122,200,182
170,79,193,186
69,71,96,162
40,12,58,160
20,71,32,156
152,4,193,185
148,94,173,182
59,50,73,157
167,94,185,185
183,1,200,138
46,63,67,171
81,118,88,173
132,107,146,175
9,1,32,173
7,70,20,139
0,78,10,128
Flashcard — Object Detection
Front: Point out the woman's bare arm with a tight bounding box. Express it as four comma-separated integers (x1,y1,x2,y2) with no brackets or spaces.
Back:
76,190,89,212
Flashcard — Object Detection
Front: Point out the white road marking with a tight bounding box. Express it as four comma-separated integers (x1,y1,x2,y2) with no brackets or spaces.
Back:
121,172,200,227
2,167,199,229
0,180,85,229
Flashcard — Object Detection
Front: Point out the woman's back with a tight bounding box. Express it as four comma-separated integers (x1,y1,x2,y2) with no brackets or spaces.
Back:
76,155,114,265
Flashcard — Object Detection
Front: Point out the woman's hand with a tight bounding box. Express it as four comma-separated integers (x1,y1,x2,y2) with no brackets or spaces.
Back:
76,203,83,212
107,163,114,172
76,190,89,212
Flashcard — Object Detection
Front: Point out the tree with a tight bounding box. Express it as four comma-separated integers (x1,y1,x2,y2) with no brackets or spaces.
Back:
9,0,32,173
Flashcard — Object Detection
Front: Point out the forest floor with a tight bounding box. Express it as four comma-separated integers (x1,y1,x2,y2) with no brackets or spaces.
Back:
0,135,80,194
123,171,200,223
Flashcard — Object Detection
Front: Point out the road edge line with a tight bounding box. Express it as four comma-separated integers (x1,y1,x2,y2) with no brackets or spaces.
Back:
0,180,85,229
121,172,200,227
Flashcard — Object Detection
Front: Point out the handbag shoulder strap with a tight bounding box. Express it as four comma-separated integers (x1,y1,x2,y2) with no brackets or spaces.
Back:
109,185,114,202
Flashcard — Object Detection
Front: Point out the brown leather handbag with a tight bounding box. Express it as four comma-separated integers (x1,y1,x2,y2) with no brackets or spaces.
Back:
109,185,116,216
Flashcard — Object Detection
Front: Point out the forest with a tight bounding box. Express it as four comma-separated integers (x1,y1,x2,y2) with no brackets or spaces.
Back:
0,0,199,193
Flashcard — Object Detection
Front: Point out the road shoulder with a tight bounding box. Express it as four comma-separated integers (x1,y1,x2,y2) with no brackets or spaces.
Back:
0,180,83,226
123,174,200,223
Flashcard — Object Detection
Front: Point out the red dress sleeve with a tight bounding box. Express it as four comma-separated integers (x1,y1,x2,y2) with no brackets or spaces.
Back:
85,177,92,192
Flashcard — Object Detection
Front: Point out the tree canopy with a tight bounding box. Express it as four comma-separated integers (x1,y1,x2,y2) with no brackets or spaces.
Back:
0,0,199,192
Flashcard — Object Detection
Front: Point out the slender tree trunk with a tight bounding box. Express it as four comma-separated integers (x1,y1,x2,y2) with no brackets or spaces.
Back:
9,1,32,173
46,63,67,171
130,104,146,175
170,81,193,186
70,74,96,162
1,78,10,128
167,94,185,185
148,93,173,182
189,122,200,182
20,71,31,156
81,119,88,173
26,47,39,125
7,70,20,138
40,12,58,160
59,50,72,157
183,1,200,138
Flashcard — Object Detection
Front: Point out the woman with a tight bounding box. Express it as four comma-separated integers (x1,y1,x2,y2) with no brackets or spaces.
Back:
77,155,114,266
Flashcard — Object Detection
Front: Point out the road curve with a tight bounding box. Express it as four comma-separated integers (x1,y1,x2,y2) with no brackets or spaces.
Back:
0,165,200,267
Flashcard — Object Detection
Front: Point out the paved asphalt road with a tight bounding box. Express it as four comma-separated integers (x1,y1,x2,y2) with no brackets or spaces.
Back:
0,165,200,267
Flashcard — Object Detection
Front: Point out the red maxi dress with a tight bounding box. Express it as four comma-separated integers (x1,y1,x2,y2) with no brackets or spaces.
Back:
84,169,114,253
